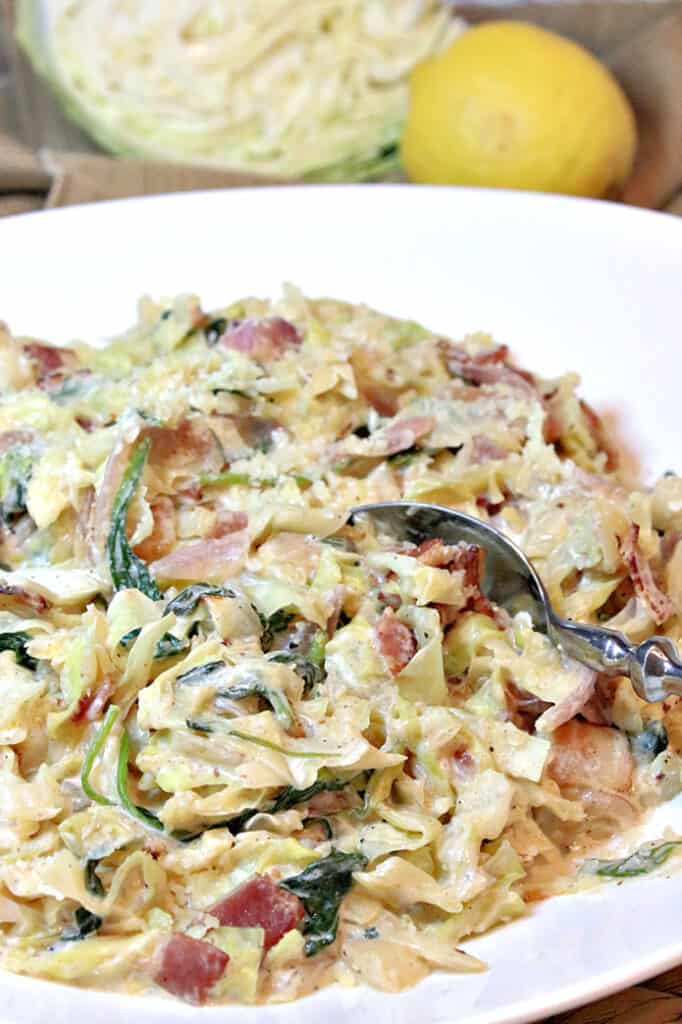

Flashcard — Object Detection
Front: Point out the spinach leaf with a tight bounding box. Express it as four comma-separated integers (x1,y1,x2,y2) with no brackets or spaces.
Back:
61,907,103,942
164,583,235,617
199,471,276,489
387,446,421,468
107,438,162,599
84,859,105,898
0,631,37,670
270,773,349,815
186,719,214,734
81,705,120,806
321,536,355,552
204,317,228,345
269,632,327,693
630,722,668,762
118,628,189,659
280,850,367,956
594,840,682,878
259,607,297,652
216,678,294,728
0,445,35,524
175,660,226,686
116,731,164,831
228,729,326,758
174,773,361,843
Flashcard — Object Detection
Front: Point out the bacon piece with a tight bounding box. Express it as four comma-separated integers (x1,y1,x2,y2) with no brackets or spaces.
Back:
0,430,34,454
133,497,176,562
211,509,249,539
150,529,250,582
548,720,633,793
375,608,417,675
153,933,229,1005
415,539,494,617
470,435,508,463
21,341,79,386
220,318,301,362
619,523,673,625
146,418,224,473
414,538,461,568
415,539,484,590
348,350,401,417
579,399,618,471
71,678,115,724
356,379,400,417
336,415,434,460
381,416,434,456
534,665,597,735
504,682,552,733
210,875,304,951
0,583,50,614
441,342,535,396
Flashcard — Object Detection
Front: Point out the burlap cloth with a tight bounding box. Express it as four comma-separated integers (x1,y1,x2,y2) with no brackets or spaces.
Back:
1,2,682,217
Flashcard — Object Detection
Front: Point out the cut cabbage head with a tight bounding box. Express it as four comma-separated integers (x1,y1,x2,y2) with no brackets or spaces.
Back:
17,0,463,179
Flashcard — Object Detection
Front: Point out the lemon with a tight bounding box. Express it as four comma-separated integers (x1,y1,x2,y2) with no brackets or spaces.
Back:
401,20,637,198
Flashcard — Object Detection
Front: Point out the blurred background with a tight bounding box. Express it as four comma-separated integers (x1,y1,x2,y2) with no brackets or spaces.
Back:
1,1,681,216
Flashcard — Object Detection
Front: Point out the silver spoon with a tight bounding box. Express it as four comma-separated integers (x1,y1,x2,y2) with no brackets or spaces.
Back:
349,500,682,704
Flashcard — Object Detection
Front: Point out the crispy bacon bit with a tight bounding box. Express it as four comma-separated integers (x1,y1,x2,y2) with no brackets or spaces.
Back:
619,523,673,625
535,666,597,735
133,497,176,562
356,380,400,417
548,720,633,793
71,678,115,724
379,415,434,456
452,746,476,780
581,677,619,727
350,350,402,417
580,399,618,471
414,538,460,568
505,681,551,733
337,415,434,460
415,539,495,618
220,318,301,362
150,529,250,582
475,495,505,517
22,341,79,386
0,430,34,454
153,933,229,1005
377,590,402,611
470,435,508,464
441,342,535,395
306,789,352,815
146,418,224,473
210,875,304,951
211,509,249,539
375,608,417,675
415,539,484,590
0,583,50,614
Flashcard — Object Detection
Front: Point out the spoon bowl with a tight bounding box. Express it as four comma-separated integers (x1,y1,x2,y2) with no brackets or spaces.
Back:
349,501,682,704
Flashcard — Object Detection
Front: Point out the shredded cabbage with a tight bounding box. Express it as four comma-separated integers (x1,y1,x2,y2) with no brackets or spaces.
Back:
1,286,681,1005
17,0,463,179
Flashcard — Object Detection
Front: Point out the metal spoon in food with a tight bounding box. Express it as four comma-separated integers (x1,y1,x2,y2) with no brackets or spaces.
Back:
349,501,682,704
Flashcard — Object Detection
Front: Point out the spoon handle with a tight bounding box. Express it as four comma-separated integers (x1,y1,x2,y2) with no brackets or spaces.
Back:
550,616,682,703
